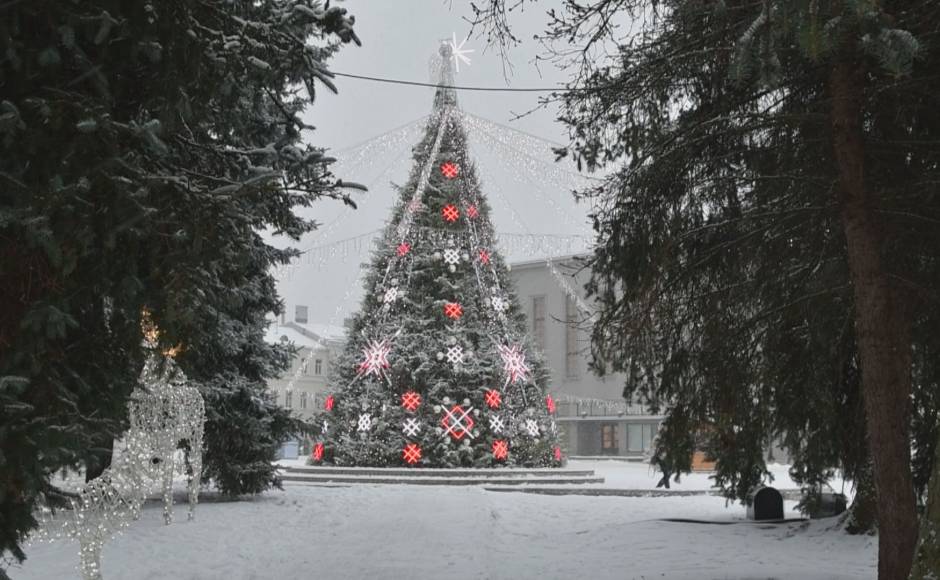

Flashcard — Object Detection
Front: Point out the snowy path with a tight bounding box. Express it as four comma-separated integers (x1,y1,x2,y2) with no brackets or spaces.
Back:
14,475,874,580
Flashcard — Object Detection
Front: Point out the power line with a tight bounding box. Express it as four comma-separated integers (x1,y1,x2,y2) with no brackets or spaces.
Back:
332,71,585,93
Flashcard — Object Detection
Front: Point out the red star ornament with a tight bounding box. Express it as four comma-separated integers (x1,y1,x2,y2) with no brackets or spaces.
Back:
442,204,460,223
444,302,463,320
492,439,509,460
401,390,422,412
484,389,501,409
440,161,459,179
403,443,422,465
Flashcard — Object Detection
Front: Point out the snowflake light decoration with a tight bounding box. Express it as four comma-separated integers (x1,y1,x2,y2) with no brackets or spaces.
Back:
478,248,490,265
554,447,563,462
524,418,540,437
442,203,460,222
358,339,391,377
488,415,505,434
484,389,501,409
491,295,507,314
407,197,423,213
546,394,556,414
440,404,475,440
403,443,422,465
403,417,421,437
448,32,474,73
383,287,399,305
492,439,509,460
357,413,373,432
401,390,422,412
498,343,530,385
397,242,411,257
312,442,324,462
444,302,463,320
322,420,329,435
446,345,464,365
466,204,479,219
443,248,460,265
324,394,335,411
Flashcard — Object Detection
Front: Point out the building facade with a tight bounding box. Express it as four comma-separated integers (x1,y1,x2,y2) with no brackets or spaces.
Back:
508,255,664,459
265,306,345,422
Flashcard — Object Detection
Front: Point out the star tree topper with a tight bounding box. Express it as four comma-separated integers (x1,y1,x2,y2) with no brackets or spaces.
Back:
449,32,474,73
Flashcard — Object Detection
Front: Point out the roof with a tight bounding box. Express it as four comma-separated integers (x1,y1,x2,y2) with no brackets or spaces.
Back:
264,321,347,350
509,253,590,271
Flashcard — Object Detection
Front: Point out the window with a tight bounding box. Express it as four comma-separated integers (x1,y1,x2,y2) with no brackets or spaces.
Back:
295,305,308,324
301,359,308,375
601,424,618,454
532,296,546,349
300,392,307,410
565,296,580,378
628,423,656,453
315,359,323,375
285,390,293,409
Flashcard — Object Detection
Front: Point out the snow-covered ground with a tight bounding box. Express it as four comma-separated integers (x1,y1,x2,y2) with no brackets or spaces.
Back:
13,462,873,580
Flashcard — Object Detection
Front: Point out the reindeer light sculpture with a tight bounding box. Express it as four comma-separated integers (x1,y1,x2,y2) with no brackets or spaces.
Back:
33,353,205,580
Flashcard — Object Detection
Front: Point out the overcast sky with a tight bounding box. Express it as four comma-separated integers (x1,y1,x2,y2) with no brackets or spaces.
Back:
273,1,594,329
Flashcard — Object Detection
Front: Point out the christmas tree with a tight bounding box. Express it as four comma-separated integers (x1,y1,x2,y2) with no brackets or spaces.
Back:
316,43,561,468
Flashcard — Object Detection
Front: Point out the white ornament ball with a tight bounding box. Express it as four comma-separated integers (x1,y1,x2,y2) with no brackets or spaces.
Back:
448,336,457,345
443,396,451,405
473,409,480,417
391,278,399,285
465,350,473,359
462,439,471,447
463,398,470,406
448,265,456,273
433,251,442,260
461,252,470,261
433,405,442,413
436,352,444,361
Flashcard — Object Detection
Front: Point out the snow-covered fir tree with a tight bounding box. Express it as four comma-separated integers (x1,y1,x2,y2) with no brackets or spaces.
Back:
315,44,561,468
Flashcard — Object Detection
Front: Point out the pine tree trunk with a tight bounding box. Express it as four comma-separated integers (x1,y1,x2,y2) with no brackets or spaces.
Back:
829,59,918,579
910,429,940,579
846,460,878,535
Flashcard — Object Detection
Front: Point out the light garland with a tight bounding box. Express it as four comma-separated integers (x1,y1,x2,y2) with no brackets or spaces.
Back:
32,353,205,580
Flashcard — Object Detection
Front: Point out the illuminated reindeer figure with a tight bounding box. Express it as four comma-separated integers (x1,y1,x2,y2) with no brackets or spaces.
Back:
35,353,205,580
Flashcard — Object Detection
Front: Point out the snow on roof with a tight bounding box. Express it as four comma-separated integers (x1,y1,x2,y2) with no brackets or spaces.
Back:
264,321,346,350
297,322,347,342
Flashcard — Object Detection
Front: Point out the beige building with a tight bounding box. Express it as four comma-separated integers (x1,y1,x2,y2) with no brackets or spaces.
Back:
265,305,345,421
508,255,664,458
